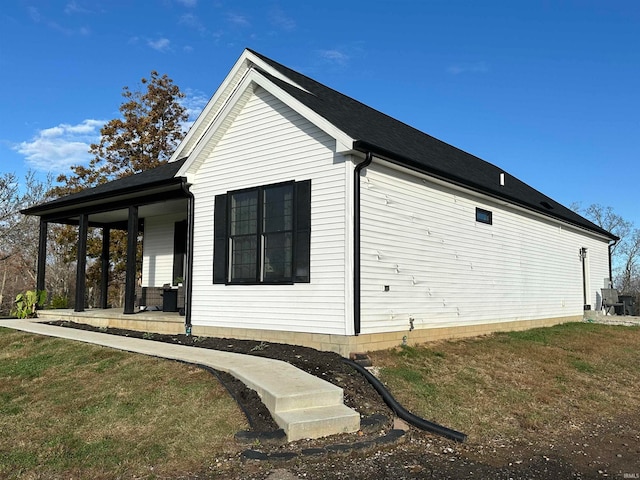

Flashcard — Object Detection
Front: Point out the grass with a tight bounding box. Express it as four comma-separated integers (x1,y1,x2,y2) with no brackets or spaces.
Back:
3,320,639,476
0,327,248,479
370,322,640,443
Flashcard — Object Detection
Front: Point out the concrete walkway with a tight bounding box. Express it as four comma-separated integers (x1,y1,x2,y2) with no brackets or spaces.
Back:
0,319,360,441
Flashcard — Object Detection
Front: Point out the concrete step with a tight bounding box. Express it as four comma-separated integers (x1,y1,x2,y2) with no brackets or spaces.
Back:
232,364,345,413
0,318,361,442
275,404,361,442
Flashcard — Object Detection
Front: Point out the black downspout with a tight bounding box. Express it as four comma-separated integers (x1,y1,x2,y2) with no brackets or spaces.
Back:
354,152,373,336
608,239,618,288
180,180,195,335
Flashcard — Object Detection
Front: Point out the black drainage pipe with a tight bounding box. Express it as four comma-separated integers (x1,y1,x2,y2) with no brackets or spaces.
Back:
343,358,467,443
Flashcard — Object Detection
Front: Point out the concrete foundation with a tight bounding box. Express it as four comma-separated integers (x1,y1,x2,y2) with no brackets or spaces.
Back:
36,309,582,357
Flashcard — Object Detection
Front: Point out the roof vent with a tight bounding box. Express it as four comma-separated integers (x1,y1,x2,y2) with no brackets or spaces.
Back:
499,172,505,186
540,201,553,210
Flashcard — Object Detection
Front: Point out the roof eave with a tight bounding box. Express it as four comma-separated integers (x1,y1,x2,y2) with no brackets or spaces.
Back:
22,176,188,217
353,140,617,241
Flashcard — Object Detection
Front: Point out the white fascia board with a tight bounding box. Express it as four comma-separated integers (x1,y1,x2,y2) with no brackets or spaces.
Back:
176,73,256,178
177,68,355,178
250,69,354,152
170,49,313,165
242,50,311,94
169,55,252,163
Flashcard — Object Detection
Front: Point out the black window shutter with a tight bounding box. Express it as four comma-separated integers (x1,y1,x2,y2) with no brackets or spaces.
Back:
213,194,228,284
173,220,187,285
294,180,311,283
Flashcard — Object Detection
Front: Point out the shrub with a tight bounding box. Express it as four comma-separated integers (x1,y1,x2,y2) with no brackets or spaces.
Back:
11,290,47,319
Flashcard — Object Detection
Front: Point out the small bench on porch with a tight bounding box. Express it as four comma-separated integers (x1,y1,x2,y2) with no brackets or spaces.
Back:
136,285,185,314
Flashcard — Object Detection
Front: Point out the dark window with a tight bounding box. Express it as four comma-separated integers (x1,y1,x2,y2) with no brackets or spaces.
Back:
476,207,492,225
213,180,311,284
230,190,259,281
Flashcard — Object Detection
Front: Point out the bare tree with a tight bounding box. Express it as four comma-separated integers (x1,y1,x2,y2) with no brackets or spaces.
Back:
0,171,52,314
575,203,640,301
618,229,640,295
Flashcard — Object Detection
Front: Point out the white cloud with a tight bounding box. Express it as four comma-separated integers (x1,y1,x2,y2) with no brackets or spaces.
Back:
176,0,197,6
179,13,207,34
14,119,105,172
318,49,350,66
147,37,171,52
227,13,250,27
64,1,93,14
180,88,210,132
28,5,90,35
447,62,489,75
28,6,42,23
269,6,296,31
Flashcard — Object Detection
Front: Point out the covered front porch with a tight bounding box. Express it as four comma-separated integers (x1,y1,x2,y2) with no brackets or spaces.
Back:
22,159,193,329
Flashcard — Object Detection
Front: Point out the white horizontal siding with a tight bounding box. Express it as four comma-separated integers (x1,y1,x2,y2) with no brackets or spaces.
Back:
189,86,349,335
360,163,610,334
142,213,184,288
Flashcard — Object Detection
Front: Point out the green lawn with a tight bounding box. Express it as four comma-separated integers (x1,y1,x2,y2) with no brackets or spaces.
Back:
3,321,639,477
371,322,640,443
0,327,247,479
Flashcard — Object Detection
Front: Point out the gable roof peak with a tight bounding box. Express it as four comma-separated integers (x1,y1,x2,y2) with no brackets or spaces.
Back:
176,48,613,240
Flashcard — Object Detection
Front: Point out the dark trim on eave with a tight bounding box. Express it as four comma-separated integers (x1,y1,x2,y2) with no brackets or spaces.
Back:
352,140,615,241
21,177,187,217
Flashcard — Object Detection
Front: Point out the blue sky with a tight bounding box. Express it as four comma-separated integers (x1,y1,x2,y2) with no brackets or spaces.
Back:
1,1,638,227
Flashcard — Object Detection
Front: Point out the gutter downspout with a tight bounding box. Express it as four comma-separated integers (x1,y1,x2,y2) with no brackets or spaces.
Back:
608,239,618,288
180,180,195,335
354,152,373,336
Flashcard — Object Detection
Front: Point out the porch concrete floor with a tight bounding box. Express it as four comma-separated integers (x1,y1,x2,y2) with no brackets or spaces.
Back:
36,308,185,335
0,318,360,442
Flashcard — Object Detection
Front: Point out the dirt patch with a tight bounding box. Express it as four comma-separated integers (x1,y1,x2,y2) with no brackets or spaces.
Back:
45,320,640,479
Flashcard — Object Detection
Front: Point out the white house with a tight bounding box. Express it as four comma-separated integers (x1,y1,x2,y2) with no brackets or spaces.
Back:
25,49,616,356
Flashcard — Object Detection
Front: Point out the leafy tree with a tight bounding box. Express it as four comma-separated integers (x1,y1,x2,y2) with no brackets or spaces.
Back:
49,72,188,308
53,71,188,195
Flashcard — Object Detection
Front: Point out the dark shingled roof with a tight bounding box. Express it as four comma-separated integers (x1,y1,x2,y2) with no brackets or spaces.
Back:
25,50,613,240
248,49,614,240
22,158,188,215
